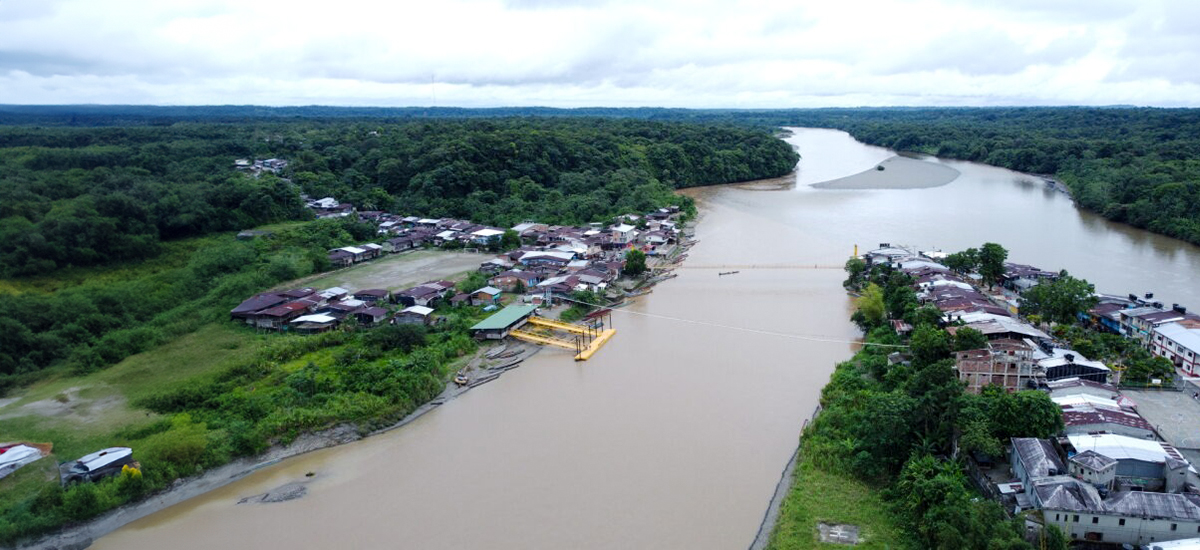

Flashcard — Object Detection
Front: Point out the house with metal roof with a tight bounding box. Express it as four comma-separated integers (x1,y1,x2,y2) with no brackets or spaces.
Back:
1058,400,1156,440
1069,450,1119,491
1045,489,1200,546
230,292,290,323
395,305,434,325
1068,433,1198,492
472,286,502,305
861,243,917,266
291,313,339,333
1047,378,1120,400
1035,347,1110,383
1012,437,1067,502
470,304,538,340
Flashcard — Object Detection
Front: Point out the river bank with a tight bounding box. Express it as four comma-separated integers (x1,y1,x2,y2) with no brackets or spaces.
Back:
13,341,548,550
16,228,701,550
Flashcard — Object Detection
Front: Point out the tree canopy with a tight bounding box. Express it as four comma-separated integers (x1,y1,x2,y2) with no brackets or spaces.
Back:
0,118,797,277
1019,271,1098,325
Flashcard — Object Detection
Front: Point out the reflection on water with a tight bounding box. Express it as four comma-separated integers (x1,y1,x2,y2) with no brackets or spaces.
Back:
94,128,1200,550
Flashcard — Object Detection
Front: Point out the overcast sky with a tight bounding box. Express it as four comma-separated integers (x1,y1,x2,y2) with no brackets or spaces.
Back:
2,0,1199,107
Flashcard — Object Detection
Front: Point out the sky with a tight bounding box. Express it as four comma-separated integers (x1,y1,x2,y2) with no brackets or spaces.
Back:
2,0,1199,108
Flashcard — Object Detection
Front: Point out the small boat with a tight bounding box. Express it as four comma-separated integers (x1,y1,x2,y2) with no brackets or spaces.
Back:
60,447,134,485
454,372,469,386
718,271,740,277
0,443,50,480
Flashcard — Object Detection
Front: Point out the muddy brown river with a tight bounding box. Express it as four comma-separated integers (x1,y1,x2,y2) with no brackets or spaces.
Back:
93,128,1200,549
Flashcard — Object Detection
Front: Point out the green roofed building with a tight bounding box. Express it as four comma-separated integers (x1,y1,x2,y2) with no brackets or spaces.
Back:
470,304,539,340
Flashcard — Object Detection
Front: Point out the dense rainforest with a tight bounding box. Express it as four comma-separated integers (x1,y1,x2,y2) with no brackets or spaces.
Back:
0,117,797,278
5,105,1196,247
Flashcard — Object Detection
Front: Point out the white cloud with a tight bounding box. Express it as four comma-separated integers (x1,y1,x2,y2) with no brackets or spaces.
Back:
0,0,1197,106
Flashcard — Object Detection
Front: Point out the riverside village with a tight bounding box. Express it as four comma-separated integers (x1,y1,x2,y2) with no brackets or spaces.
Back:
851,243,1200,548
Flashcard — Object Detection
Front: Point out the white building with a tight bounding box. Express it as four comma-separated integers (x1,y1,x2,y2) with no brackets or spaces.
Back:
1153,321,1200,375
611,223,638,245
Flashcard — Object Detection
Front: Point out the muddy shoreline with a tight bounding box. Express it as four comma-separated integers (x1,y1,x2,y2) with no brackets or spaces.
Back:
16,224,700,550
12,344,544,550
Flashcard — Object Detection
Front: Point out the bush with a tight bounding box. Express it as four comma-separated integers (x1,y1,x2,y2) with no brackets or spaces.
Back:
139,414,210,472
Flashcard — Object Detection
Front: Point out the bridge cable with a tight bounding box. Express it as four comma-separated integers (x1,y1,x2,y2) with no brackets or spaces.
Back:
558,297,910,349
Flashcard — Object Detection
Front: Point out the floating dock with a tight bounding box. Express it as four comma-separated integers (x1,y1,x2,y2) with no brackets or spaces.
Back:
508,315,616,361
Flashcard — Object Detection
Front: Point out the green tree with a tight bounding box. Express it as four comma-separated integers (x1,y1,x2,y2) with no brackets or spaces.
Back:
995,391,1064,440
953,327,988,351
364,324,427,352
457,271,489,294
1040,524,1069,550
852,283,886,330
910,325,951,367
1019,272,1098,325
943,248,979,274
843,257,867,289
500,229,521,251
1126,355,1175,383
905,305,944,329
978,243,1007,287
623,249,647,276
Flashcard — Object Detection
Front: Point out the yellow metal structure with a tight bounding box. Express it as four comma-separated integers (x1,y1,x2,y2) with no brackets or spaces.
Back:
525,316,590,334
509,328,578,349
508,316,616,361
574,328,616,361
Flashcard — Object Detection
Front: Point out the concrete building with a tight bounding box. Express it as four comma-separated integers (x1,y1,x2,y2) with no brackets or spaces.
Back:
1153,321,1200,375
1011,438,1066,501
1043,487,1200,546
955,338,1042,392
1069,450,1118,491
1068,433,1198,493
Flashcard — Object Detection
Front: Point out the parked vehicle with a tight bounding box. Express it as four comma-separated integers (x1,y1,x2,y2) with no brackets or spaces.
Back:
0,443,50,480
60,447,134,485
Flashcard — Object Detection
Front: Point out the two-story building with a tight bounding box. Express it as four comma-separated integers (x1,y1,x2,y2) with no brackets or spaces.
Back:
1152,320,1200,375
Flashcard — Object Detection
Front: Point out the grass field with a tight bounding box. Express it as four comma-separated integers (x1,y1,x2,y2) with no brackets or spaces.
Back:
0,249,483,465
0,324,264,462
295,249,485,292
766,460,904,550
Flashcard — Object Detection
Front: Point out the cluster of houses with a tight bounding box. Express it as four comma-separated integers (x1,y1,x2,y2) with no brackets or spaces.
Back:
298,197,681,259
230,206,687,335
866,244,1200,390
233,158,288,177
1085,295,1200,377
230,286,437,333
863,244,1112,393
1010,378,1200,545
864,244,1200,546
317,207,683,299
